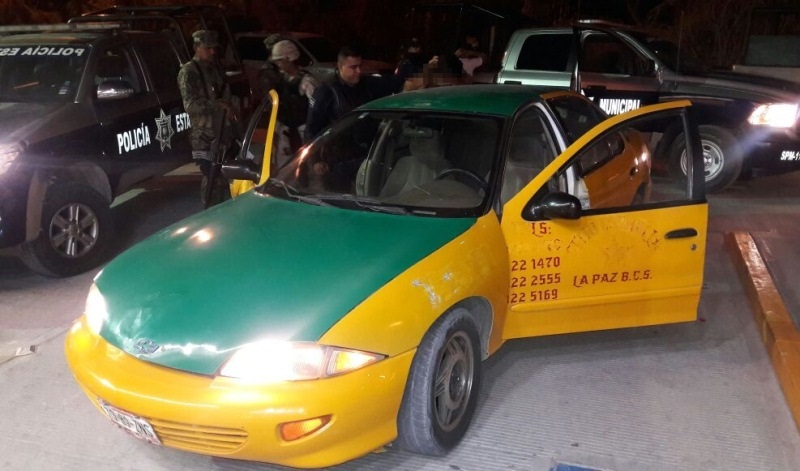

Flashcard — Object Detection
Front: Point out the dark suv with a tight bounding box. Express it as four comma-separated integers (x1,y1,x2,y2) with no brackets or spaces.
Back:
0,23,193,277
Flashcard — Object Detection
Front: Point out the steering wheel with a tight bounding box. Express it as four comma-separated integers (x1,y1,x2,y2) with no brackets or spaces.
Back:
435,168,488,192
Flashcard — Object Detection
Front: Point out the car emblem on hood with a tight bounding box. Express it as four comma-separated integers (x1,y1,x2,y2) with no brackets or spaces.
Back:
133,338,161,355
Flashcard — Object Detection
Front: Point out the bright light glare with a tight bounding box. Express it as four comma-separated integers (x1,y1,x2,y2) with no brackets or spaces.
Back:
191,229,213,243
219,341,384,382
85,283,108,335
748,103,798,128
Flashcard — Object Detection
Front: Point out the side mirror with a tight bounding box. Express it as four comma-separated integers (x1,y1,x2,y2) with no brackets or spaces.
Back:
221,160,260,182
96,80,135,100
523,192,582,221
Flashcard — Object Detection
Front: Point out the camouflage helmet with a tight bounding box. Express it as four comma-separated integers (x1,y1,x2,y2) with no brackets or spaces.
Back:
192,30,219,48
264,33,291,58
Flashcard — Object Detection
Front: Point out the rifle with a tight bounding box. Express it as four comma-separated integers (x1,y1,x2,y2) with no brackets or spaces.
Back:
203,105,236,208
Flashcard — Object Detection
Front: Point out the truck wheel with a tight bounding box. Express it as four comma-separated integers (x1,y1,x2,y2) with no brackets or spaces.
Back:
668,125,742,193
20,184,112,277
396,309,481,456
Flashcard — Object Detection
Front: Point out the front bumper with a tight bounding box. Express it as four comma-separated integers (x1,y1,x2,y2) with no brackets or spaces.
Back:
742,126,800,171
0,168,30,249
65,316,414,468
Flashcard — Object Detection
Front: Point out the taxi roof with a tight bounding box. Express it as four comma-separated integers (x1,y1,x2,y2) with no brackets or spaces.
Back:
361,84,555,117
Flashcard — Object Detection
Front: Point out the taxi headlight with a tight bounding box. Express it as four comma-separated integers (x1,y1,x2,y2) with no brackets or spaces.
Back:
84,283,108,335
748,103,798,128
219,341,385,383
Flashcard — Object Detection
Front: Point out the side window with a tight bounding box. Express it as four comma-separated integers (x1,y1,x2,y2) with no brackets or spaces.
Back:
135,38,182,94
581,33,644,76
515,33,572,72
548,96,606,143
545,110,697,213
501,108,557,206
94,46,142,93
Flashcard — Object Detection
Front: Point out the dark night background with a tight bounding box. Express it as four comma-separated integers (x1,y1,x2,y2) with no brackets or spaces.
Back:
2,0,799,69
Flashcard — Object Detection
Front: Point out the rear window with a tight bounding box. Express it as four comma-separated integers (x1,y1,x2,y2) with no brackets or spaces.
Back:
515,33,572,72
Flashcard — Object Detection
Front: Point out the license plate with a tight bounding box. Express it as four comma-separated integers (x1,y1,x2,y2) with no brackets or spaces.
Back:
98,399,161,445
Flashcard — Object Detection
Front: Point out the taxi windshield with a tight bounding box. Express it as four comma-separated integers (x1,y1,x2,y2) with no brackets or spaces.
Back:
262,111,502,217
0,45,88,103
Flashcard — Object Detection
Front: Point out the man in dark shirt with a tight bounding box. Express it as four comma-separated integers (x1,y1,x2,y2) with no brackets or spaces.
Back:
305,46,403,141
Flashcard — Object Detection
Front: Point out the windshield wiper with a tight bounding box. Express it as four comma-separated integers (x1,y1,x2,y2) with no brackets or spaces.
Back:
317,193,410,215
267,178,332,207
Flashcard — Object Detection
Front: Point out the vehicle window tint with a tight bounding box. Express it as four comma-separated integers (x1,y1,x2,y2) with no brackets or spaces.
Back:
94,46,142,93
515,33,572,71
544,111,698,213
581,33,643,75
547,95,606,144
501,108,557,206
135,38,181,94
0,44,88,103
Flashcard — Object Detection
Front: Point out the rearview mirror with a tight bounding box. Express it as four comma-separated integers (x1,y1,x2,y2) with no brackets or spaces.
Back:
522,192,582,221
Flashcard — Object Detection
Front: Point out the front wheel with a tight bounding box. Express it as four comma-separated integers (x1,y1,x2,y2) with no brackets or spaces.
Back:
20,184,112,277
396,309,481,456
668,125,742,193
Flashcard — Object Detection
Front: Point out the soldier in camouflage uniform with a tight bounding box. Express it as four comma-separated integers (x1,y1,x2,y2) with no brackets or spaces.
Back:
177,30,238,178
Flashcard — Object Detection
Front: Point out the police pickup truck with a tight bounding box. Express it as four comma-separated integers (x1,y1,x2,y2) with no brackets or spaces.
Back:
0,23,193,277
497,20,800,192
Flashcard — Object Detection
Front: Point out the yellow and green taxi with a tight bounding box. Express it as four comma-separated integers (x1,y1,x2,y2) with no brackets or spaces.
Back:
65,85,707,468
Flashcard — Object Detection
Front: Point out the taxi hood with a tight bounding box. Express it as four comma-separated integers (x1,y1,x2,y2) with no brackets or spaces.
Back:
95,193,475,376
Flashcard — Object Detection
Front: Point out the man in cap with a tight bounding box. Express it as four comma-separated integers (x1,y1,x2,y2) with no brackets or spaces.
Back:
256,33,290,96
259,33,317,166
266,38,318,165
177,30,239,186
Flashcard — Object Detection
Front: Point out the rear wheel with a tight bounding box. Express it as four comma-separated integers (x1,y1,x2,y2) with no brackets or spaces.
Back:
20,184,112,277
668,125,742,193
397,309,481,456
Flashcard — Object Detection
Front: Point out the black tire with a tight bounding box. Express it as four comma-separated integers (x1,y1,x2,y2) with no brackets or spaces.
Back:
397,309,481,456
667,125,742,193
20,184,112,277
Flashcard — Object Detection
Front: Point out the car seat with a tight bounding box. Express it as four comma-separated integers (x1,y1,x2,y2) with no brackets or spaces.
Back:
500,133,549,205
380,127,451,197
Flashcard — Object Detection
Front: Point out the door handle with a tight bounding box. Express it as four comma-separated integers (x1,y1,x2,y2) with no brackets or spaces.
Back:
665,228,697,239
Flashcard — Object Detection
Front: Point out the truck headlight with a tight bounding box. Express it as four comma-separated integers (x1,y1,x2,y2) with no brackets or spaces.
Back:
0,144,22,174
748,103,798,128
219,340,385,383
